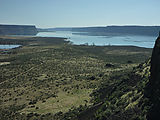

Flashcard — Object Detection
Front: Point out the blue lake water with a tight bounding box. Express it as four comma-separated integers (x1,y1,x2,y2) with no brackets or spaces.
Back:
37,31,156,48
0,45,21,49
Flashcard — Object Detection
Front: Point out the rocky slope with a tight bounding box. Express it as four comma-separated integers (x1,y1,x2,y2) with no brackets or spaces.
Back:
57,35,159,120
90,35,160,120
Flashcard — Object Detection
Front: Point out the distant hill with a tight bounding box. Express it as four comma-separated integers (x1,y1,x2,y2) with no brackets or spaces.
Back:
39,26,160,36
0,24,38,35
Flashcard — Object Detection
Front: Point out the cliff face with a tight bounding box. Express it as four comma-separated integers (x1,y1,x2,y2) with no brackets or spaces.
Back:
150,36,160,85
0,24,38,35
146,36,160,119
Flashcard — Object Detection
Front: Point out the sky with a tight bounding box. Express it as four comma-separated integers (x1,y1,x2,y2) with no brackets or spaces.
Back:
0,0,160,28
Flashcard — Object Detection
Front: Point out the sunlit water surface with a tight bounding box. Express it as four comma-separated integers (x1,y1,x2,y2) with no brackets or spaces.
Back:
37,31,156,48
0,45,21,49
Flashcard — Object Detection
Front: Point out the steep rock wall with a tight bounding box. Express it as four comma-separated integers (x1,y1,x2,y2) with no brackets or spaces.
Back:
146,35,160,119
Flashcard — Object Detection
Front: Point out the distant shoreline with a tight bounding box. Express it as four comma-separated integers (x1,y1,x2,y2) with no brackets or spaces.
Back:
0,35,153,49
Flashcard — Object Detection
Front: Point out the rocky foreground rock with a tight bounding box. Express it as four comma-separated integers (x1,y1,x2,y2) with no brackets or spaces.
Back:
146,35,160,120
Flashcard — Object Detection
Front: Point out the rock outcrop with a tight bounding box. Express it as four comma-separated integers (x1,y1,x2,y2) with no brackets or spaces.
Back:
0,24,38,35
146,35,160,119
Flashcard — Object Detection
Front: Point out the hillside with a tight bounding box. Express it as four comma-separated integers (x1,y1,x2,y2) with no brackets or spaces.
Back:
0,24,38,35
55,36,159,120
0,35,152,120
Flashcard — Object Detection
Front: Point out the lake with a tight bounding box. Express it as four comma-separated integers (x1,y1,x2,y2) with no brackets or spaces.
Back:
37,31,156,48
0,45,21,49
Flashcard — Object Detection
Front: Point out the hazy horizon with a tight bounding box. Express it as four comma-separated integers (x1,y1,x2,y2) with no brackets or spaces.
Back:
0,0,160,28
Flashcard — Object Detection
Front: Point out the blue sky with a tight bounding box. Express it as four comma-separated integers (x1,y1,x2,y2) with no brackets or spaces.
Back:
0,0,160,28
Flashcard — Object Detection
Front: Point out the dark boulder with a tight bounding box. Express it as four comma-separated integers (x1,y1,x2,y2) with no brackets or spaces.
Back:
99,74,103,77
28,100,37,105
105,63,114,68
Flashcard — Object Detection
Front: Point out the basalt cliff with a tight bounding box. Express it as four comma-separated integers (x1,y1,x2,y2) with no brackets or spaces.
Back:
145,35,160,120
0,24,38,35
